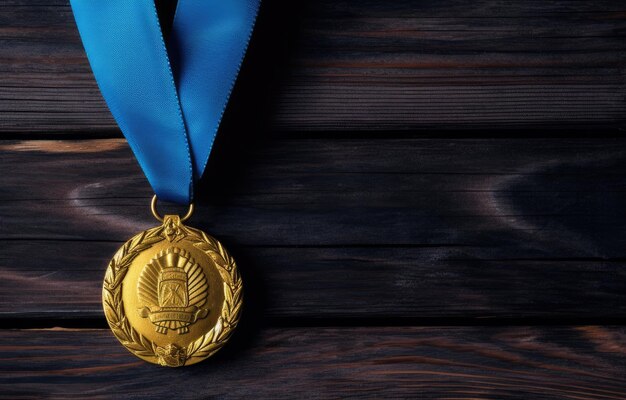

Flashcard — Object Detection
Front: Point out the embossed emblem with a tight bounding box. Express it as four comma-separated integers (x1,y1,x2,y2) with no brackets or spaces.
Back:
137,247,209,334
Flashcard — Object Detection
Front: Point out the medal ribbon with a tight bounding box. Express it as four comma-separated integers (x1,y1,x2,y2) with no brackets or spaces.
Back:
70,0,260,204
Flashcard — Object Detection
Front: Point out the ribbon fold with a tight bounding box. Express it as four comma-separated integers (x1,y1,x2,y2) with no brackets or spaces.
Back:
71,0,260,204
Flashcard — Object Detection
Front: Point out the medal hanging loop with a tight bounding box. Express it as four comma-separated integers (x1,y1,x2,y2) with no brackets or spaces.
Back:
150,195,194,223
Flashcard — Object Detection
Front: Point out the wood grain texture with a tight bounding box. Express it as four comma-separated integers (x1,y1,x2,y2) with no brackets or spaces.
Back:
1,138,625,320
0,326,624,399
1,0,625,133
1,1,625,395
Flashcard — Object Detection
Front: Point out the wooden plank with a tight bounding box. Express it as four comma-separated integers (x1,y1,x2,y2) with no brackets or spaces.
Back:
0,326,624,399
3,241,625,320
1,138,625,319
1,0,624,133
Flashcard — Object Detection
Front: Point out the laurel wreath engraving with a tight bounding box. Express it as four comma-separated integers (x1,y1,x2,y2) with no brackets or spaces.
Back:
102,224,242,367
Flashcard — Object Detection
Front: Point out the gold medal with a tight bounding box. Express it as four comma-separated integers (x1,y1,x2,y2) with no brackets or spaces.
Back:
72,0,259,368
102,196,242,367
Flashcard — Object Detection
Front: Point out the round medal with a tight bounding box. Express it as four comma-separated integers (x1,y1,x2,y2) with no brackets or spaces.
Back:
71,0,258,369
102,197,242,367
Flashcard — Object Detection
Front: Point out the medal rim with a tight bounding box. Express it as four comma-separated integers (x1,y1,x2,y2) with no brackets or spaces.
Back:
102,220,242,367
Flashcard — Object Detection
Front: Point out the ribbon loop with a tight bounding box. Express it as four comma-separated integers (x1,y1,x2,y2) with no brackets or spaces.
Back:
71,0,260,204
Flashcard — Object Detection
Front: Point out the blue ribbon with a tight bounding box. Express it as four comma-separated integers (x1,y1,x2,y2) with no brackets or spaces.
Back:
70,0,260,204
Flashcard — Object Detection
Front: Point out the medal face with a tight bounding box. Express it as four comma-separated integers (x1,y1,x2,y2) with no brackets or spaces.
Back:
103,215,242,367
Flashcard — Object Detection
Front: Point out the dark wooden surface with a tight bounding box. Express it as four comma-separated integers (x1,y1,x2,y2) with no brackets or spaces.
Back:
1,0,625,133
1,327,625,400
1,0,626,399
2,138,626,321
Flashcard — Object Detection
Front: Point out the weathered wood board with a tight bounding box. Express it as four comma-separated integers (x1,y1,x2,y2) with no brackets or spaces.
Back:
0,327,624,399
1,138,625,321
1,0,624,133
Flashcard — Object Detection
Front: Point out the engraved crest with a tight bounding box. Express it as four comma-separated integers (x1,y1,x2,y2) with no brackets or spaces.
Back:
137,247,209,334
